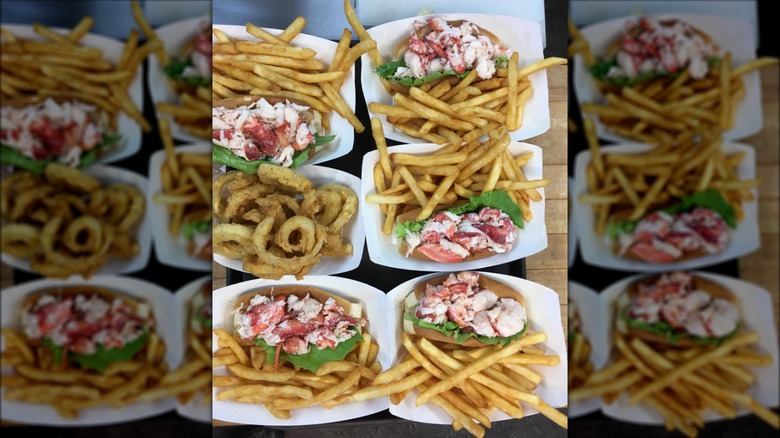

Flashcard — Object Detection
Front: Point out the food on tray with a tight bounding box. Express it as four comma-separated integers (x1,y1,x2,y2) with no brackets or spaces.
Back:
569,272,779,436
608,190,734,263
0,98,121,173
591,16,720,88
1,164,144,278
347,0,566,141
395,190,523,263
131,1,211,139
375,17,510,91
212,96,334,171
349,275,566,437
152,119,212,261
0,11,154,144
572,14,778,147
0,285,174,418
211,17,369,135
367,122,547,238
212,165,356,279
402,272,528,347
577,130,757,254
212,287,382,419
568,300,594,392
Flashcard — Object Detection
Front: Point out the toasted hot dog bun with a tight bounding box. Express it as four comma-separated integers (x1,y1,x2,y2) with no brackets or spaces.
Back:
231,286,363,347
388,19,502,95
402,273,525,347
620,274,737,347
395,207,513,263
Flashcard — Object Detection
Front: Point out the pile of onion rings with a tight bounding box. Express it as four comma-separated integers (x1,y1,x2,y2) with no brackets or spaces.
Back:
1,164,144,278
212,166,357,279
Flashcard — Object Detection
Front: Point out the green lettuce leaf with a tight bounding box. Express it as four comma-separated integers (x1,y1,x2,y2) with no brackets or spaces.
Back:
619,308,740,346
375,58,506,87
182,220,212,239
395,189,524,239
1,132,122,174
607,219,638,240
406,309,528,346
194,304,212,330
163,59,211,88
588,59,679,87
212,134,333,174
254,330,363,372
43,331,149,372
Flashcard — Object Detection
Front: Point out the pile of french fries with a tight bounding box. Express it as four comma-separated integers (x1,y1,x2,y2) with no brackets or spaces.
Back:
171,324,213,407
152,118,211,238
130,0,211,139
211,16,369,133
0,13,152,132
367,120,548,235
211,328,382,419
568,308,594,392
0,327,208,418
362,332,566,438
570,19,778,148
578,126,758,235
570,331,779,436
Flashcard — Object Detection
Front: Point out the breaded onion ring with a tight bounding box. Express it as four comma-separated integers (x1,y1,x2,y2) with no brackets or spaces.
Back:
301,189,342,227
0,223,41,258
62,216,104,254
257,164,313,195
43,163,100,193
213,223,255,259
318,183,358,233
274,216,317,254
252,217,325,277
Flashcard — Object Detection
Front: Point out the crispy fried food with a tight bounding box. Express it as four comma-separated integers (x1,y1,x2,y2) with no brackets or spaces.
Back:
0,165,144,278
213,168,357,279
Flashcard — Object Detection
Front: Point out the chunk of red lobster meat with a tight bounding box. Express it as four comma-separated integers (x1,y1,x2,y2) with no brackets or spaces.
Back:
629,242,679,263
274,319,316,339
282,336,309,354
242,117,277,156
417,242,465,263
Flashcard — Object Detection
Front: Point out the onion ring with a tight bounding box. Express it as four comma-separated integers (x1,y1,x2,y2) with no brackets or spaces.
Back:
43,163,100,193
274,216,317,254
318,183,358,233
252,217,326,278
38,215,114,278
0,224,41,258
222,184,276,222
9,186,55,221
61,216,103,254
301,189,342,227
1,172,40,217
321,233,354,257
213,223,255,259
109,184,144,232
243,255,288,280
257,165,313,195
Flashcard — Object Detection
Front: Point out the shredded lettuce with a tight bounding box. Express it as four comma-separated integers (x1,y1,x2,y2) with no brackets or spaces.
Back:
395,189,523,239
255,330,363,372
43,331,149,372
589,55,721,87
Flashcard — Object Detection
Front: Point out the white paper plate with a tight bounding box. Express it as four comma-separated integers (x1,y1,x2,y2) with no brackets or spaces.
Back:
213,165,365,278
2,24,143,165
147,143,212,272
572,142,759,272
572,14,763,142
0,276,179,426
568,177,577,268
1,165,153,277
173,275,212,424
385,272,568,423
361,14,550,144
567,281,604,418
211,276,393,426
598,272,780,425
361,142,547,271
212,24,355,165
147,16,210,143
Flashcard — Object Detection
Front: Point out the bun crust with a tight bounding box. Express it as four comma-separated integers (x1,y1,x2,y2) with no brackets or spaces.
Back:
622,274,737,347
404,274,524,347
231,286,356,346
